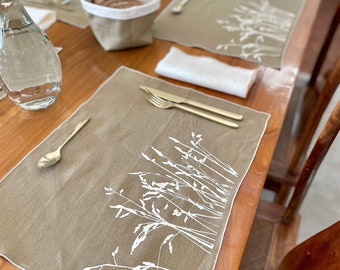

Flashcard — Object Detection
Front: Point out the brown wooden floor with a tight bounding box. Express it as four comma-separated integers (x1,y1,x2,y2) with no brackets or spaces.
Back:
300,0,340,74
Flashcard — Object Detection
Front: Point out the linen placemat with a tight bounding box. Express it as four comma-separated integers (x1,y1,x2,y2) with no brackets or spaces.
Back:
23,0,89,29
0,67,270,270
153,0,305,68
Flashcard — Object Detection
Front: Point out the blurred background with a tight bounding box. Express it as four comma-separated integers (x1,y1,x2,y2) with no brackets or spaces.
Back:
263,0,340,244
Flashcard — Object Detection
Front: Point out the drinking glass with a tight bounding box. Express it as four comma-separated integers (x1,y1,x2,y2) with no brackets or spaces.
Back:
0,0,62,110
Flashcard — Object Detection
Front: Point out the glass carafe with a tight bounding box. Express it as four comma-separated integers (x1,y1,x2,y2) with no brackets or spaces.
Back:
0,0,62,110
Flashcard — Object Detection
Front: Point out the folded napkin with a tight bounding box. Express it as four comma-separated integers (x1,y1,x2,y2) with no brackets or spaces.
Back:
25,6,57,30
155,47,260,98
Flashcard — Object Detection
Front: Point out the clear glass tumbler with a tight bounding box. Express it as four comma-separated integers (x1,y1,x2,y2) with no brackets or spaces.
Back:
0,0,62,110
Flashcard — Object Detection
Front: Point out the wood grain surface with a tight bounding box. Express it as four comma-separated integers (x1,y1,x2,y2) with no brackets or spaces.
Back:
0,0,321,269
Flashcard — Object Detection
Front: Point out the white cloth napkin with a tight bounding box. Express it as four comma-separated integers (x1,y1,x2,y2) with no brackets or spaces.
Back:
25,6,57,31
155,47,260,98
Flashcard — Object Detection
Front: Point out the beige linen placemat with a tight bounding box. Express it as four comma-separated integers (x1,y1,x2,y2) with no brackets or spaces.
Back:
24,0,89,29
153,0,304,68
0,67,270,270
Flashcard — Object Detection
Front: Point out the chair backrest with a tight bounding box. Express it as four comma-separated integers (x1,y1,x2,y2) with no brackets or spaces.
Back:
278,221,340,270
308,4,340,87
287,3,340,174
283,101,340,223
288,57,340,175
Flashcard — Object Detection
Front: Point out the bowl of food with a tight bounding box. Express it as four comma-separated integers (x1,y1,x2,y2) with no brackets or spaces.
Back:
80,0,161,51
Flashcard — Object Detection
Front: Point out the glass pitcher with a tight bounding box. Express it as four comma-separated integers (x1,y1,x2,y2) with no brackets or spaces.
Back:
0,0,62,110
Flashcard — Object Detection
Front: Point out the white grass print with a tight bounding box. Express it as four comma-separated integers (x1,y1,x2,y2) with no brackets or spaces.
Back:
83,247,169,270
216,0,295,62
84,133,238,269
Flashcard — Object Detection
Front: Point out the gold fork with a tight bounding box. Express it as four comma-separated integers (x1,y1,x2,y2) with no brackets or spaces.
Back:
142,89,239,129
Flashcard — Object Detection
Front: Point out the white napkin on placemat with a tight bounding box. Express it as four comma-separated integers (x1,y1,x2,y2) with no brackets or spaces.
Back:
155,47,260,98
25,6,57,30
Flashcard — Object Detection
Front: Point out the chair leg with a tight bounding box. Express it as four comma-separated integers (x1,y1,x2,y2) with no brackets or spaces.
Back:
274,185,292,206
265,218,301,270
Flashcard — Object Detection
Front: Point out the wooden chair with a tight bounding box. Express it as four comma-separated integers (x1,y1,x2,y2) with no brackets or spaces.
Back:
278,221,340,270
264,5,340,204
265,58,340,205
240,101,340,270
308,4,340,87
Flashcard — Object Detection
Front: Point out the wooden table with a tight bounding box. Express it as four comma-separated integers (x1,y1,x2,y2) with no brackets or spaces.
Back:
0,0,321,269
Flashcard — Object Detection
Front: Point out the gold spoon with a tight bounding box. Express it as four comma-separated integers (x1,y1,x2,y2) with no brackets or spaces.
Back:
172,0,190,14
37,117,90,168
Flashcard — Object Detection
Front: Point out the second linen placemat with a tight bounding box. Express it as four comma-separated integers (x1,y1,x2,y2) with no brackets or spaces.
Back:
153,0,304,68
0,67,270,270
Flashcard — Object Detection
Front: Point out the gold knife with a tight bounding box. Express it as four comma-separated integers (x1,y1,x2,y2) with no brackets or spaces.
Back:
139,85,243,121
140,86,239,128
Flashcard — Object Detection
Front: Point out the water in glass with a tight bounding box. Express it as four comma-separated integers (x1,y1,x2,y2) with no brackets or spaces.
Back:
0,0,62,110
